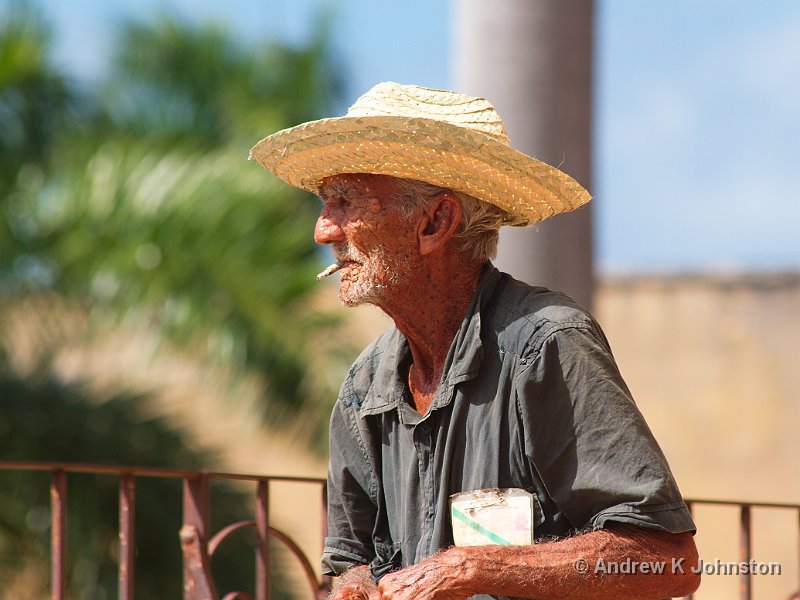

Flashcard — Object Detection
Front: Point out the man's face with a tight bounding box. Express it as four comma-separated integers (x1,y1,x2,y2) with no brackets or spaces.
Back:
315,174,418,307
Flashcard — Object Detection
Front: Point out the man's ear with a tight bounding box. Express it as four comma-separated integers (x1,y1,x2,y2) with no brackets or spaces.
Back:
417,192,462,256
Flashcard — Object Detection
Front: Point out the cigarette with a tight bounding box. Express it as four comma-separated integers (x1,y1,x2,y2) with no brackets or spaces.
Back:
316,261,344,281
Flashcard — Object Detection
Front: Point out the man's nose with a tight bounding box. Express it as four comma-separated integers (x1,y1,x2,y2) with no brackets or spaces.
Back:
314,211,345,245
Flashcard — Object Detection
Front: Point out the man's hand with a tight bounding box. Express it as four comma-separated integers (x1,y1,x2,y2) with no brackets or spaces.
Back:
329,565,380,600
377,549,470,600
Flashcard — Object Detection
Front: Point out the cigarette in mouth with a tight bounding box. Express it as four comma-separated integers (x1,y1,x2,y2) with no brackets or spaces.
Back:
316,261,344,281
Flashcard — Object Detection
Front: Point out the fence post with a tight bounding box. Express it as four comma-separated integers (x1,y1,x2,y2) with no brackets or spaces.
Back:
51,469,67,600
320,481,330,599
255,480,271,600
119,473,136,600
740,504,752,600
182,474,218,600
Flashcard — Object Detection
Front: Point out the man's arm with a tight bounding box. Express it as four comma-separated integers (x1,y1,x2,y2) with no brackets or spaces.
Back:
377,525,700,600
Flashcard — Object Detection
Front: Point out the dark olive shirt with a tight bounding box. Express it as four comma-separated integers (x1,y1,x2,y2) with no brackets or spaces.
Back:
322,266,695,596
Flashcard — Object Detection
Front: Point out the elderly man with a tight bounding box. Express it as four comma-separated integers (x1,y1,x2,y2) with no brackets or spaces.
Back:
251,83,699,600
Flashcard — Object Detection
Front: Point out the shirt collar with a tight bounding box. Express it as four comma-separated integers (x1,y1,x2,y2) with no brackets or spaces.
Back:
360,264,502,417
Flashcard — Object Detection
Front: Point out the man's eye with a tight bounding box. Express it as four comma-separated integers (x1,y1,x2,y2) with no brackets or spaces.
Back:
319,194,354,210
319,196,339,207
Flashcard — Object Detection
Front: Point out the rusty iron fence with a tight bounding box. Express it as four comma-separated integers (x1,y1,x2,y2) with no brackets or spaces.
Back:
1,459,798,599
0,459,330,600
682,499,800,600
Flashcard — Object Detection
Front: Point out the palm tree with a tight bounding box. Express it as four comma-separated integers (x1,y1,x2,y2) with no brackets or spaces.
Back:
1,4,348,597
3,8,349,442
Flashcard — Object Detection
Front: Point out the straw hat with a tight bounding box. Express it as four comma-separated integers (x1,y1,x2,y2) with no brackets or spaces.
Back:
249,82,590,226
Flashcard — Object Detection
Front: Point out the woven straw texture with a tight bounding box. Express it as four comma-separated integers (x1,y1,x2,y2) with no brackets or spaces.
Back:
249,82,590,226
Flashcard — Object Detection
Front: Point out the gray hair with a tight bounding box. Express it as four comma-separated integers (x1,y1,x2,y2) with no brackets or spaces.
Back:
390,178,509,262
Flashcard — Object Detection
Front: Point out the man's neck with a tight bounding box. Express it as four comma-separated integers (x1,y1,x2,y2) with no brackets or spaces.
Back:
377,259,486,411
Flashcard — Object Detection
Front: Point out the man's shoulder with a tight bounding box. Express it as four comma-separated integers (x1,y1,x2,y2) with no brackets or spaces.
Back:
490,271,594,326
487,271,601,355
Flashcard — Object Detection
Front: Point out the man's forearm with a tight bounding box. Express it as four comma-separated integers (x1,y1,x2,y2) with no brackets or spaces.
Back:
378,526,700,600
456,526,699,599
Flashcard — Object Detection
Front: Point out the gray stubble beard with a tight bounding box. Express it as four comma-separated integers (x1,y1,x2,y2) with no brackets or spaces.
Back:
335,242,410,308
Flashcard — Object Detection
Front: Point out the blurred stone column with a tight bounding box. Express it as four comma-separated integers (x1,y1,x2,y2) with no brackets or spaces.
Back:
454,0,595,310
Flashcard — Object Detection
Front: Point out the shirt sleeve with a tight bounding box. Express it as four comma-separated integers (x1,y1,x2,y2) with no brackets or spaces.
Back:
322,396,377,575
516,322,696,535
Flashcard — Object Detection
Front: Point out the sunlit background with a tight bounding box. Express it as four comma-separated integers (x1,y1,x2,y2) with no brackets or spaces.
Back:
1,1,798,598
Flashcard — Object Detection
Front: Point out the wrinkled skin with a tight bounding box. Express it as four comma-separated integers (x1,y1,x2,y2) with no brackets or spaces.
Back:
316,174,421,308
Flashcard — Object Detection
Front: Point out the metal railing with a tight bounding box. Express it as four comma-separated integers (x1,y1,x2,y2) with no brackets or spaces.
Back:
1,460,798,599
682,498,800,600
0,459,329,600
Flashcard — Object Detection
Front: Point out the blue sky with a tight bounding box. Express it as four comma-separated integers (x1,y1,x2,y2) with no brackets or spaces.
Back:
35,0,800,274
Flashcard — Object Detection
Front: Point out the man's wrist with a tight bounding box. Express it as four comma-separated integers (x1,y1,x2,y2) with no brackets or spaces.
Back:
330,565,376,594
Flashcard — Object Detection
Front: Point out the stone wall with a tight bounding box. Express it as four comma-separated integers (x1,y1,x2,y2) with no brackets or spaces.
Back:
597,273,800,600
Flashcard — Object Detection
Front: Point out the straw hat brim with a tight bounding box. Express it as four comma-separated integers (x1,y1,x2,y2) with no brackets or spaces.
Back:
249,115,591,226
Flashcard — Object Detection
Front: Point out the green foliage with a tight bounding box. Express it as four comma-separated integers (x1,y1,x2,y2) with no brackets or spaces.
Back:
103,14,340,147
1,5,351,438
8,139,333,415
0,2,96,192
